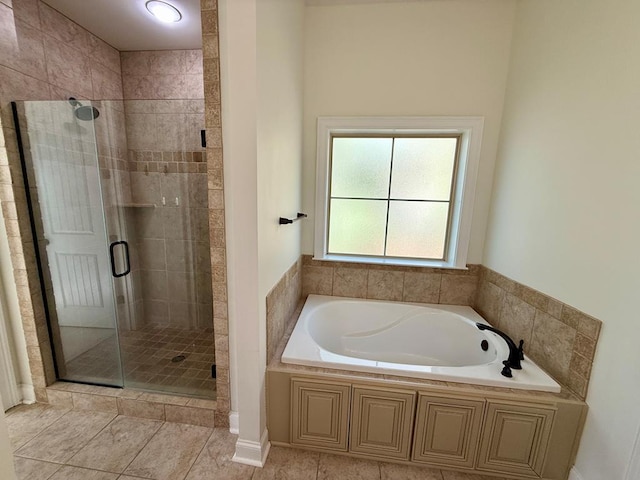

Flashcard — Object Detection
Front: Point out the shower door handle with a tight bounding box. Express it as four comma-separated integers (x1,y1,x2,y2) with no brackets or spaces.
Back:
109,241,131,278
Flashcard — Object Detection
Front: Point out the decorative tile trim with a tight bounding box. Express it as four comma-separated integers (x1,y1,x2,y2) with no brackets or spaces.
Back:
301,255,479,306
128,150,207,173
474,266,601,400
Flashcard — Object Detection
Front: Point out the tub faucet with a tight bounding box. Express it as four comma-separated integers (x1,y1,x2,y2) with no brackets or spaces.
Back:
476,323,524,371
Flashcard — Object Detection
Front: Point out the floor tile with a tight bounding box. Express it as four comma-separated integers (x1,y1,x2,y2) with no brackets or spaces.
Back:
13,456,60,480
317,453,381,480
185,428,254,480
67,416,163,473
124,422,212,480
49,465,119,480
6,404,69,451
380,462,443,479
252,446,319,480
15,410,116,463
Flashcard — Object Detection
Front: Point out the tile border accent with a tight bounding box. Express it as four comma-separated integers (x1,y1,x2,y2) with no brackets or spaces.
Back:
474,266,601,400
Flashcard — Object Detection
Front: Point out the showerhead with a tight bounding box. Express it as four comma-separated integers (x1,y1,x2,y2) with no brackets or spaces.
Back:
68,97,100,121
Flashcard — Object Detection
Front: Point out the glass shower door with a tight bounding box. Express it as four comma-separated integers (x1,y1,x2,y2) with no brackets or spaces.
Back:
14,100,126,387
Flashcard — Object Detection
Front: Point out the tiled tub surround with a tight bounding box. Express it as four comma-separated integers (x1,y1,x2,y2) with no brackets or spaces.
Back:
475,267,601,400
300,256,601,399
266,258,303,363
301,255,479,305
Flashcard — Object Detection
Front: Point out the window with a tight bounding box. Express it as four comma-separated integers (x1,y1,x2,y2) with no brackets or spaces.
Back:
314,117,484,269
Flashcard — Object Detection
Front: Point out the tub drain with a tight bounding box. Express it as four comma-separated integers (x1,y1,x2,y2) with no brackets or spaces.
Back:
171,355,186,363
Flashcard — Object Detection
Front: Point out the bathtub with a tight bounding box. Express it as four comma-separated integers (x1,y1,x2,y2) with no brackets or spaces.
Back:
282,295,561,393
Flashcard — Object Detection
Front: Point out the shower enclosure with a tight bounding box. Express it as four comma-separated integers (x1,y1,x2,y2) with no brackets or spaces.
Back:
12,98,215,399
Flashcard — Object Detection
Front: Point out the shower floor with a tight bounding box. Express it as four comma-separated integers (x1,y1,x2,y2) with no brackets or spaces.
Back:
64,325,216,399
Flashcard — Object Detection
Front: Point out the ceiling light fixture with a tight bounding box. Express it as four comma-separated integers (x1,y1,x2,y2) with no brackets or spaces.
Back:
145,0,182,23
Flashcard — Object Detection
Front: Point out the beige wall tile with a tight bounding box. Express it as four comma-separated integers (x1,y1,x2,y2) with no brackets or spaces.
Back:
573,332,597,360
302,265,333,296
529,311,577,384
72,393,118,413
474,279,504,326
39,2,89,55
499,293,536,347
367,270,404,301
333,266,368,298
165,404,215,427
439,274,477,305
402,272,441,303
117,398,165,421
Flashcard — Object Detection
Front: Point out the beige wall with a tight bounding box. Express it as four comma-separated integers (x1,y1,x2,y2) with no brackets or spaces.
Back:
483,0,640,478
301,0,516,263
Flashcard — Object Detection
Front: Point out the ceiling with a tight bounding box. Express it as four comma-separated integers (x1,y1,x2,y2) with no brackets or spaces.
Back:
42,0,202,51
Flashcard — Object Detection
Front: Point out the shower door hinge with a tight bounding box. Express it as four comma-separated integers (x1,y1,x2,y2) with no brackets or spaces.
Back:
211,364,217,379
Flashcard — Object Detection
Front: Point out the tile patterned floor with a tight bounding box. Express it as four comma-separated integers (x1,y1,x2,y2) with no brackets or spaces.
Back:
65,326,216,399
7,403,511,480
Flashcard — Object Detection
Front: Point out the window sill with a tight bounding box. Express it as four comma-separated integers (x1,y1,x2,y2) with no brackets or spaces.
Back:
312,254,469,271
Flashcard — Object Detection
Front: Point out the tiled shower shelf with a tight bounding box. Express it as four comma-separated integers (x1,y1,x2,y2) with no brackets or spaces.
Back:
44,382,217,427
119,203,157,208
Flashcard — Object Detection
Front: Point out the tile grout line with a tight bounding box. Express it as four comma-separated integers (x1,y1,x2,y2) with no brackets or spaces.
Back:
115,416,165,477
173,425,216,480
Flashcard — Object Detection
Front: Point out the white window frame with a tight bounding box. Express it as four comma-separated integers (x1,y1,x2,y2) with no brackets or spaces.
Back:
314,116,484,269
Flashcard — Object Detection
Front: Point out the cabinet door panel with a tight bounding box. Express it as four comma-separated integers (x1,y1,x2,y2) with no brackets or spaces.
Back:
290,378,351,451
477,401,555,477
412,394,484,468
350,387,416,460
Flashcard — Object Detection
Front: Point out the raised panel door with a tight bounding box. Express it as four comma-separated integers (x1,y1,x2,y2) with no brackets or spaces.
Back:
350,386,416,460
412,393,485,468
477,401,556,477
290,378,351,451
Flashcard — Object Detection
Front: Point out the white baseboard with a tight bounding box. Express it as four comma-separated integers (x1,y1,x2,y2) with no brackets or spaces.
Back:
232,428,270,467
229,411,239,434
568,466,584,480
20,384,35,405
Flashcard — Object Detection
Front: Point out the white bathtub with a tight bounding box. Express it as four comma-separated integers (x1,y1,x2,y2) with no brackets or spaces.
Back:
282,295,561,393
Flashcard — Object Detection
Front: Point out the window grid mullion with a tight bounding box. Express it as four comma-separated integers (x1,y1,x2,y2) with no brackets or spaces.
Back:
382,138,395,257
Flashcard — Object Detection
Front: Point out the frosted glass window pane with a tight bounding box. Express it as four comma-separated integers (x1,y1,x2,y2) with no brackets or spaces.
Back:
390,138,457,201
328,199,387,255
331,137,392,198
386,201,449,259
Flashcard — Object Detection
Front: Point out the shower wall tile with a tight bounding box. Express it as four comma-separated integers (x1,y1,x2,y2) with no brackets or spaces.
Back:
88,35,121,75
474,266,602,400
43,37,93,99
90,62,123,100
12,0,38,28
38,1,89,55
0,14,46,80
